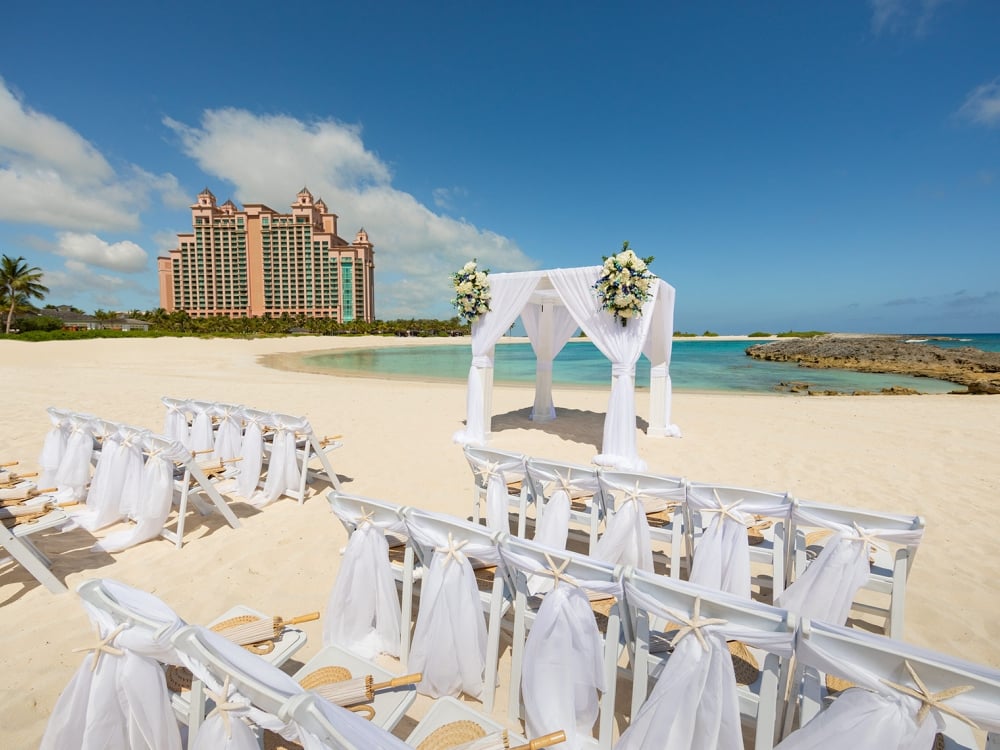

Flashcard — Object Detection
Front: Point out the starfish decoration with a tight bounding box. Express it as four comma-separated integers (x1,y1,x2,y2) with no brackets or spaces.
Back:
551,470,576,497
845,522,889,555
72,623,126,672
702,490,746,525
205,675,247,739
881,660,978,729
542,553,580,590
662,597,728,652
435,533,468,567
621,481,645,507
479,460,501,483
357,506,375,528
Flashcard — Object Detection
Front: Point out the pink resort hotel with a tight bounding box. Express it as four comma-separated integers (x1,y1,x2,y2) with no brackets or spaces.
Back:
157,188,375,321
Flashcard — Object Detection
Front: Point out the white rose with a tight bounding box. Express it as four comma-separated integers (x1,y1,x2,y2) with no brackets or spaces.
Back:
463,261,477,272
619,307,634,318
475,271,487,285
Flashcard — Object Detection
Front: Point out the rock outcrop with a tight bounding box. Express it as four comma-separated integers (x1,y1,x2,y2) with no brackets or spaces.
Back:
745,335,1000,394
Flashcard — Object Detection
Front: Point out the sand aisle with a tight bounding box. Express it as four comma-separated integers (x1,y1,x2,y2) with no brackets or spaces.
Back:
1,335,998,746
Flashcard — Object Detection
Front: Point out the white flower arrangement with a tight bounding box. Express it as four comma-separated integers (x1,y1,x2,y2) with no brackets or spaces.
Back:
593,241,656,327
451,259,491,324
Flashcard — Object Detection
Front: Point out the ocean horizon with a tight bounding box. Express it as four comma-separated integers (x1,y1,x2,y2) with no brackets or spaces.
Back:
301,333,1000,395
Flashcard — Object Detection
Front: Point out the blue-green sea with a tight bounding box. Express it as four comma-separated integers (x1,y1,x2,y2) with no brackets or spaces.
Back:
301,333,1000,395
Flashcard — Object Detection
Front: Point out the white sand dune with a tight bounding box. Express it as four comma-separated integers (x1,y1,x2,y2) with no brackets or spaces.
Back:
1,335,998,746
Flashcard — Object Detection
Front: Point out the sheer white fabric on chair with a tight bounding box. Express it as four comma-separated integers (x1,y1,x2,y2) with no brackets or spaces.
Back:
464,446,529,535
235,407,269,499
187,400,216,454
548,266,660,470
778,619,1000,750
775,500,925,638
499,536,623,750
212,402,244,462
403,508,508,708
41,578,186,750
453,271,543,446
39,407,73,487
620,568,796,750
75,424,147,532
594,470,686,574
254,413,305,507
641,279,681,438
521,298,580,422
285,691,416,750
526,458,604,553
97,435,190,553
162,397,191,447
55,413,97,500
685,483,793,600
324,495,405,659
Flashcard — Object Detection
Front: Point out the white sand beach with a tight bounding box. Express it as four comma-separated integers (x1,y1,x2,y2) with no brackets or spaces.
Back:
1,335,999,746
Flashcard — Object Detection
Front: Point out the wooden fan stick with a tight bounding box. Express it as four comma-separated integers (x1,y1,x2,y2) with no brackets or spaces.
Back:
276,611,320,629
370,673,422,693
510,731,567,750
1,460,21,468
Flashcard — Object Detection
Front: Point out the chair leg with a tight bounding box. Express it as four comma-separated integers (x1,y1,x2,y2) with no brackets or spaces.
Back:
508,589,528,722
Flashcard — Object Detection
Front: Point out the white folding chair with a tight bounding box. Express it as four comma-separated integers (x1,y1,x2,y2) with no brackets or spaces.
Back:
780,498,925,638
326,491,416,664
782,618,1000,749
621,566,796,750
499,535,625,750
685,481,793,602
464,445,531,536
401,506,512,712
1,501,71,593
525,457,606,554
595,469,687,577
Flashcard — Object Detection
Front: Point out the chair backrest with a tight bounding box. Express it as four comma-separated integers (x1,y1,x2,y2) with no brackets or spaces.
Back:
285,691,412,750
597,469,686,513
327,491,408,536
464,446,527,490
403,506,507,571
76,577,184,634
525,457,602,501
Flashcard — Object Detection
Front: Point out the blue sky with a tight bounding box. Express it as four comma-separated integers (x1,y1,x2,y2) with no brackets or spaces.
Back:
1,1,998,333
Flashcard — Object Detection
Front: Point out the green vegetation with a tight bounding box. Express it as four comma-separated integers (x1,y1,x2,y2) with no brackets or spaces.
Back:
702,330,719,337
776,330,827,338
747,331,772,337
673,331,698,337
1,255,49,334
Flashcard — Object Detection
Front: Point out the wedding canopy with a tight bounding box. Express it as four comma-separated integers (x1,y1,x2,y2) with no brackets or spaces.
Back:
452,266,680,470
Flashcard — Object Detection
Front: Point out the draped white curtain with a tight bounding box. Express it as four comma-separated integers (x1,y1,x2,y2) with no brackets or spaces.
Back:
404,517,499,699
521,299,579,422
641,279,681,438
162,397,191,446
593,473,686,572
527,463,600,552
324,506,404,658
686,485,791,599
188,400,215,454
97,437,190,553
255,413,306,506
465,450,525,533
548,266,660,470
235,408,268,499
76,426,146,532
500,546,620,750
776,621,1000,750
56,415,96,500
40,580,186,750
452,272,542,446
39,407,73,487
616,581,795,750
775,509,924,626
212,403,244,462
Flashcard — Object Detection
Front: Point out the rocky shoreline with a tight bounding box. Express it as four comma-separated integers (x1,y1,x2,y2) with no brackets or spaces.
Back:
745,335,1000,394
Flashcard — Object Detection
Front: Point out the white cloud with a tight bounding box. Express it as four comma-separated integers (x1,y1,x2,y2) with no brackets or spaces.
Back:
54,232,148,272
869,0,949,36
165,109,539,318
432,186,467,211
957,78,1000,127
42,259,149,309
0,77,185,232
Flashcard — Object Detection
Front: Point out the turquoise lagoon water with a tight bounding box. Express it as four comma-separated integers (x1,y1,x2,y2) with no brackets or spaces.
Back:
301,334,1000,395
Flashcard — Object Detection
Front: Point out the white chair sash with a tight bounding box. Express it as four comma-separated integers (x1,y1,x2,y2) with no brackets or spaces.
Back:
212,403,244,462
593,476,684,571
39,407,73,487
235,408,267,499
162,397,191,446
619,581,795,750
323,510,403,658
40,581,185,750
56,417,95,500
255,414,306,506
188,401,215,454
686,486,791,598
466,451,524,533
775,508,925,626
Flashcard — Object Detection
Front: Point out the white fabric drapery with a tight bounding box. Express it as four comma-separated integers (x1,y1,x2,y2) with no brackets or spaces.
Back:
404,517,499,699
686,485,791,599
500,546,621,750
520,298,579,422
212,403,244,462
255,414,306,506
235,408,268,500
593,474,686,572
40,580,186,750
162,397,191,446
56,415,96,500
775,621,1000,750
452,272,541,446
188,400,215,454
97,436,190,553
616,581,795,750
774,509,924,627
39,407,73,487
641,280,681,438
76,426,146,532
465,450,526,533
324,506,404,658
528,463,601,552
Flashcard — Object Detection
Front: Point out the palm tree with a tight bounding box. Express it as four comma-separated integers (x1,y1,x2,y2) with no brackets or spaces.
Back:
1,255,49,334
